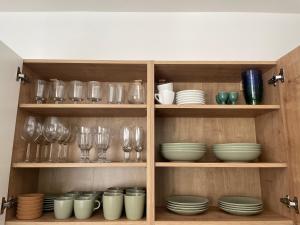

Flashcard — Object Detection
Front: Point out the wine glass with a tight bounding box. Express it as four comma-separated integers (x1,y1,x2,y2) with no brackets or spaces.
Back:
50,79,65,104
43,117,63,162
120,126,132,162
34,80,49,104
77,126,93,163
32,120,44,162
128,80,145,104
21,116,38,162
132,126,144,162
68,80,85,104
61,126,76,162
87,81,102,103
57,122,71,162
94,126,110,163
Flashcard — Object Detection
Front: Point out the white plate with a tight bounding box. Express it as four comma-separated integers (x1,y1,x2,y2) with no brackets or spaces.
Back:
177,90,205,94
177,102,206,105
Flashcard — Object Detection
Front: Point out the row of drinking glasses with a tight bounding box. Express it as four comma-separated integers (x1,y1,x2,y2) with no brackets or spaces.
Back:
21,116,144,163
21,116,74,163
35,79,145,104
78,125,144,163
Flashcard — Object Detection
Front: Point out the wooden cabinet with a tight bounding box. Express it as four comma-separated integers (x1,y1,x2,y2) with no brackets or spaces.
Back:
1,42,300,225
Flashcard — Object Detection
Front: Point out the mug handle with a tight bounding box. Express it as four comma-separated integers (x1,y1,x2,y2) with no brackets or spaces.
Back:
93,200,101,211
155,93,163,104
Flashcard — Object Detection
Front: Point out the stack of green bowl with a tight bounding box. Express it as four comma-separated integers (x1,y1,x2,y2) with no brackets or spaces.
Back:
218,196,263,215
166,195,209,215
160,143,207,162
212,143,261,162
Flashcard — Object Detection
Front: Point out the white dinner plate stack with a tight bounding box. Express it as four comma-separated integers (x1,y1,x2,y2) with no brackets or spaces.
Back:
176,90,206,104
218,196,264,216
167,195,209,215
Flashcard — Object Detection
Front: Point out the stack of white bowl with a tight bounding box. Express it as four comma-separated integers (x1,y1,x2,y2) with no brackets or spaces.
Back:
176,90,206,104
160,143,206,162
212,143,261,162
166,195,209,215
218,196,263,216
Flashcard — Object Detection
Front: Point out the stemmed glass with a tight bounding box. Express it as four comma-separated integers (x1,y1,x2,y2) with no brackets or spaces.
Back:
94,126,110,163
33,120,44,162
68,80,85,103
21,116,38,162
120,126,132,162
50,79,65,104
132,126,144,162
87,81,102,103
34,80,49,104
57,122,71,162
61,126,76,162
43,117,63,162
77,126,93,163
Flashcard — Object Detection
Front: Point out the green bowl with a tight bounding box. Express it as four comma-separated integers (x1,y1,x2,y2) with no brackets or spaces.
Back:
161,150,206,161
213,150,261,162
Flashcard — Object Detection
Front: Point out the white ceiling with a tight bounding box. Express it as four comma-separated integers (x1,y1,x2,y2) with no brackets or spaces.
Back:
0,0,300,12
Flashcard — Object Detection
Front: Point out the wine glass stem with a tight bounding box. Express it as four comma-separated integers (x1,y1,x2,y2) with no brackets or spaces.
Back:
124,152,130,162
136,152,142,162
48,144,54,162
35,144,40,162
43,145,48,162
97,148,104,162
25,143,31,162
63,145,68,162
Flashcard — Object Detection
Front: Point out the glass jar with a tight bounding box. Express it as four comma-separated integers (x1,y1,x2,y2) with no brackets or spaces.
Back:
128,80,145,104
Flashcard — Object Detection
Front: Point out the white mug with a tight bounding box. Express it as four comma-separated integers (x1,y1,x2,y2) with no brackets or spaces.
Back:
157,83,173,92
155,90,175,104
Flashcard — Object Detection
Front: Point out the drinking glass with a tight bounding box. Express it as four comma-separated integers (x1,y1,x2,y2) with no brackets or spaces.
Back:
34,80,49,104
33,120,44,162
120,127,132,162
43,117,63,162
21,116,38,162
87,81,102,103
68,80,85,103
77,126,93,163
94,126,110,163
128,80,145,104
62,126,76,162
132,126,144,162
108,83,124,104
50,79,65,104
57,122,71,162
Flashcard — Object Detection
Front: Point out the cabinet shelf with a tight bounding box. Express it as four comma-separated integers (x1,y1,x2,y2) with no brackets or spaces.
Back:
19,104,147,117
12,162,147,168
155,162,288,168
155,105,280,117
155,207,293,225
6,212,146,225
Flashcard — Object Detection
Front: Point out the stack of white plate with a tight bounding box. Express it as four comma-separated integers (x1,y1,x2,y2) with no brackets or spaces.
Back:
176,90,206,104
160,143,207,162
219,196,264,216
167,195,209,215
212,143,261,162
43,194,58,212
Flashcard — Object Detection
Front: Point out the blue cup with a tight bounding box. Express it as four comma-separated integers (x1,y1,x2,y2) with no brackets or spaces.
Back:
241,69,263,105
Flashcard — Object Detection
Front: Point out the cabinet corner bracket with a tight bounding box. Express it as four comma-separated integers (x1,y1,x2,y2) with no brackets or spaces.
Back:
280,195,299,214
268,68,284,86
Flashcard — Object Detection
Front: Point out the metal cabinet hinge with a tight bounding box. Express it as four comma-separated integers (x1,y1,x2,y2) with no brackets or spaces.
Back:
16,67,29,83
1,197,17,215
268,68,284,86
280,195,299,214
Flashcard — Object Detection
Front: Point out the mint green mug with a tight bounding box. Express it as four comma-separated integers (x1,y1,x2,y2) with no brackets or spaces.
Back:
54,196,74,220
74,196,101,219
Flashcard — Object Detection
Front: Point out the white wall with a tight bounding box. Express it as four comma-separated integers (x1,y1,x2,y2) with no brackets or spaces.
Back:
0,12,300,60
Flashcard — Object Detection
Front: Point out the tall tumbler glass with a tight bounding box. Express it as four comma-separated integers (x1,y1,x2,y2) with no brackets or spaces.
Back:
34,80,49,104
69,80,85,103
87,81,102,103
241,69,263,105
50,79,65,104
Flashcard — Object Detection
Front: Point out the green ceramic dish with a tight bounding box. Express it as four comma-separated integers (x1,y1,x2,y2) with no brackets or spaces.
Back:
220,207,263,216
167,207,208,215
213,143,261,146
213,150,261,162
219,196,263,206
167,204,208,211
167,202,208,208
161,150,206,161
167,196,209,205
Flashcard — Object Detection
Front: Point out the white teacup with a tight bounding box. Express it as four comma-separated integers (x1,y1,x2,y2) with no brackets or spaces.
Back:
157,83,173,92
155,90,175,104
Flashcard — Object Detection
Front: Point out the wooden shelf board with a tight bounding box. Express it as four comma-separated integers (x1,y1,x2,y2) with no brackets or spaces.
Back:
12,162,147,168
19,104,147,117
154,61,276,82
155,207,293,225
6,212,146,225
155,105,280,117
23,60,148,82
155,162,287,168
